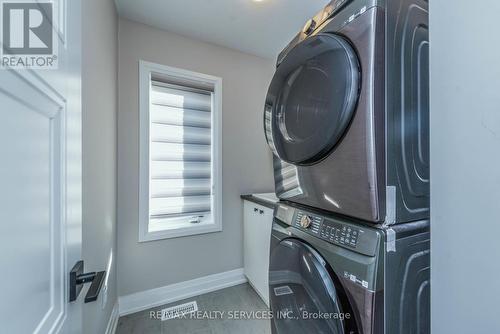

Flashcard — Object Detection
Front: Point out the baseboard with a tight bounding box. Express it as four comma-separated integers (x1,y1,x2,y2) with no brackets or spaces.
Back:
118,268,247,316
105,302,119,334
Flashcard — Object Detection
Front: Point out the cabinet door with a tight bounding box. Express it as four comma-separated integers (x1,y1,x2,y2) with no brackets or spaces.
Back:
243,200,273,306
243,201,259,286
256,206,273,306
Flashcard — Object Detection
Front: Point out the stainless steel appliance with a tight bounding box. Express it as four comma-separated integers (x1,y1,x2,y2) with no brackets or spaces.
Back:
264,0,429,224
269,202,430,334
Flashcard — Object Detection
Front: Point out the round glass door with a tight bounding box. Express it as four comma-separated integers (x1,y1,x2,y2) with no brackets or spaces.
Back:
264,33,360,165
269,239,355,334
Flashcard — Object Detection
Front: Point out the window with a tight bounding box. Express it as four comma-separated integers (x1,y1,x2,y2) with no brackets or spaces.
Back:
139,61,222,241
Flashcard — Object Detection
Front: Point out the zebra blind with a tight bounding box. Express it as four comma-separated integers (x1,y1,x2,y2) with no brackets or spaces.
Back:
149,81,213,223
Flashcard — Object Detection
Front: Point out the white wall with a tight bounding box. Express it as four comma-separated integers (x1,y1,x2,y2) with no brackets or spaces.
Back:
82,0,118,332
430,2,500,333
117,19,275,296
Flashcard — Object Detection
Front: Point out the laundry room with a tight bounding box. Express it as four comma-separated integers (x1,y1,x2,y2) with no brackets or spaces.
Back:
0,0,499,333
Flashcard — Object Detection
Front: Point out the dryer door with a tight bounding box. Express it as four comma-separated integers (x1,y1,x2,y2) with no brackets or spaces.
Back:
264,34,360,165
269,238,357,334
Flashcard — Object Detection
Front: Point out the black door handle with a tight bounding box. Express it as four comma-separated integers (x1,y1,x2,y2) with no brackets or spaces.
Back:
69,260,106,303
85,271,106,303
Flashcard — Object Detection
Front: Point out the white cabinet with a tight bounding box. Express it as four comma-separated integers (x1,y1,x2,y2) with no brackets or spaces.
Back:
243,200,274,306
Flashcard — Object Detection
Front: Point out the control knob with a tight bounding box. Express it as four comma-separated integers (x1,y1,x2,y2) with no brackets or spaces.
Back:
300,215,313,229
302,19,317,35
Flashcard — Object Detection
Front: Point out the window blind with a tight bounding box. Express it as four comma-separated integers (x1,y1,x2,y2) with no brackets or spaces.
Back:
149,81,213,221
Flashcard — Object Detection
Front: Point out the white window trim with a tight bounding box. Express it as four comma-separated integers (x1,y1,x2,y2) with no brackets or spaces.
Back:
138,60,223,242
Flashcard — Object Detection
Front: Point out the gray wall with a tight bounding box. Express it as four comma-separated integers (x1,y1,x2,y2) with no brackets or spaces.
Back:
82,0,118,332
117,18,275,296
430,2,500,333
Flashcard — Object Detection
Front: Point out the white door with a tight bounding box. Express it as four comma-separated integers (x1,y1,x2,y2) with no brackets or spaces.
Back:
243,201,273,306
0,0,82,333
243,201,259,285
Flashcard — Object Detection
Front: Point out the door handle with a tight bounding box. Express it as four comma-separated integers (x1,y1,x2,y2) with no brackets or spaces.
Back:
259,210,264,215
69,260,106,303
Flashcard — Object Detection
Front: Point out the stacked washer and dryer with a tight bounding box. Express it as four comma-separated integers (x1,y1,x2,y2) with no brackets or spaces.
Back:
263,0,429,333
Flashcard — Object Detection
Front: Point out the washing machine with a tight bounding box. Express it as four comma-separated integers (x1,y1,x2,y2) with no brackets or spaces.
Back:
264,0,429,224
269,202,430,334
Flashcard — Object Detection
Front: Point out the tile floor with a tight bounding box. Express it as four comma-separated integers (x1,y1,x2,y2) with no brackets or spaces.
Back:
116,283,272,334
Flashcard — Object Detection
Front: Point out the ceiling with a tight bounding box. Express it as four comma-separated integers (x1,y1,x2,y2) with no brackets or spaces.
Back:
114,0,330,59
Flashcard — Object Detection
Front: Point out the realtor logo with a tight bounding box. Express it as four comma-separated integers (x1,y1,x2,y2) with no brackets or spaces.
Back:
1,1,58,69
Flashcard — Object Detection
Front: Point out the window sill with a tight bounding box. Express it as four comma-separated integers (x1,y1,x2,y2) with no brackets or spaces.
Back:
138,220,222,242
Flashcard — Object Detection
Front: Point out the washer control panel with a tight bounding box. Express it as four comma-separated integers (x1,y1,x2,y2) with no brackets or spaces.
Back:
292,210,366,250
276,205,380,256
294,211,322,234
320,221,360,248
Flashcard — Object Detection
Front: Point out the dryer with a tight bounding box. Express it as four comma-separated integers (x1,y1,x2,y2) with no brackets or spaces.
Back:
264,0,429,224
